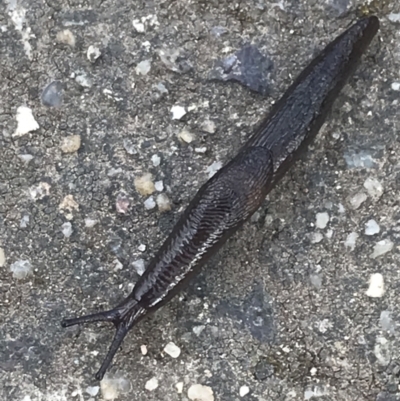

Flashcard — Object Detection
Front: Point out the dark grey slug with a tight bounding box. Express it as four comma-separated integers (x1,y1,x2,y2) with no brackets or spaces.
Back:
62,16,379,380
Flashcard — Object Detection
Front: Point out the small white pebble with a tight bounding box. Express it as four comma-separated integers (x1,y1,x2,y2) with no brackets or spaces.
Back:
206,161,222,178
61,135,81,153
136,59,151,75
87,45,101,62
85,218,98,228
388,13,400,22
19,154,34,163
193,325,205,336
135,173,155,196
133,19,145,32
391,82,400,91
116,193,130,214
132,259,146,276
175,382,184,394
371,239,393,259
163,342,181,358
140,344,148,355
156,193,172,212
144,196,156,210
85,386,100,397
56,29,76,47
366,273,385,298
138,244,146,252
177,128,195,143
0,247,5,267
145,377,158,391
100,374,130,400
344,232,359,251
310,367,317,376
364,177,383,201
348,192,367,209
14,106,39,137
188,384,214,401
151,154,161,167
10,260,33,279
113,259,123,271
62,222,73,238
75,73,92,88
171,105,186,120
155,180,164,192
365,219,380,236
20,215,30,228
239,385,250,397
315,212,329,229
195,147,207,153
311,232,323,244
201,119,216,134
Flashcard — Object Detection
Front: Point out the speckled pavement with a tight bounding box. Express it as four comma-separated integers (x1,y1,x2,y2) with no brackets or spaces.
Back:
1,1,400,400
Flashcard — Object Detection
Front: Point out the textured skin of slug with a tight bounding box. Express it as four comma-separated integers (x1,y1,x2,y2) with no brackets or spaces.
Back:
61,16,379,380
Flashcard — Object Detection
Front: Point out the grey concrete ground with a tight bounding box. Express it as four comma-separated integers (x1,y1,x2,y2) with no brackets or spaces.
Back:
1,1,400,400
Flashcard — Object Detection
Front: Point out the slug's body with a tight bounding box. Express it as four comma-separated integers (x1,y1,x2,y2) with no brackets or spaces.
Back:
62,17,379,380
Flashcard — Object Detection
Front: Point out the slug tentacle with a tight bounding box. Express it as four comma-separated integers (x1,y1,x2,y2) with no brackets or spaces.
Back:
61,16,379,380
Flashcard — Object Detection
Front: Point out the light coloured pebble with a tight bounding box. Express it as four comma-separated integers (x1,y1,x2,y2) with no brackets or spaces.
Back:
85,218,98,228
75,73,92,88
140,345,148,355
59,194,79,213
206,161,222,178
201,119,216,134
175,382,184,394
62,222,73,237
188,384,214,401
193,325,205,336
371,239,393,259
363,177,383,201
123,139,137,155
30,182,51,200
374,335,391,366
155,180,164,192
10,260,33,279
239,385,250,397
138,244,146,252
151,154,161,166
61,135,81,153
113,259,123,271
87,45,101,62
171,105,186,120
56,29,76,47
144,196,156,210
365,219,380,236
388,13,400,22
19,154,34,163
163,342,181,358
135,173,155,196
132,259,146,276
311,232,323,244
366,273,385,298
177,128,195,143
132,19,145,32
20,215,30,228
391,82,400,91
349,192,367,209
136,59,151,75
100,374,130,400
315,212,329,229
145,377,158,391
310,274,322,289
0,248,5,267
380,311,395,333
14,106,39,137
116,193,130,214
85,386,100,397
344,232,358,250
157,193,172,212
195,147,207,153
155,82,168,94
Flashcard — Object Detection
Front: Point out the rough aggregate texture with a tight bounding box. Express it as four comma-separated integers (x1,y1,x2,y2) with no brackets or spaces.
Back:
1,1,400,400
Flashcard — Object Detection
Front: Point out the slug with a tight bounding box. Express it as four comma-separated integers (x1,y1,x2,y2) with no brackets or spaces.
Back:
62,16,379,380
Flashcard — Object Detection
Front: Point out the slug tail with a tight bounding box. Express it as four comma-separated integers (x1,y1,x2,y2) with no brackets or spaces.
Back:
61,298,147,380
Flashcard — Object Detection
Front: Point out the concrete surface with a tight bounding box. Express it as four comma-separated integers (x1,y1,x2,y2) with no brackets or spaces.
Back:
1,0,400,400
